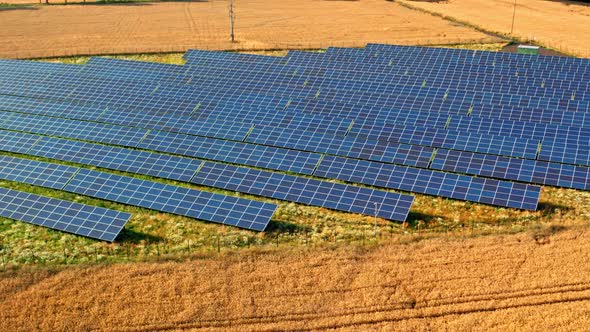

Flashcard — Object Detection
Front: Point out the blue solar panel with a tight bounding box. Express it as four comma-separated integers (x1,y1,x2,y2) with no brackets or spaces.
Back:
28,136,204,182
538,140,590,166
0,152,276,231
191,161,414,222
0,111,148,147
0,130,40,154
246,126,434,168
64,169,277,231
138,131,322,175
314,155,541,210
0,155,78,190
431,149,590,190
364,43,590,70
447,115,590,143
0,187,131,241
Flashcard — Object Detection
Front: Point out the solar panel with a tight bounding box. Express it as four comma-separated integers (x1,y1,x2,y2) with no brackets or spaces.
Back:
246,126,434,168
314,155,541,210
64,169,277,231
364,43,590,70
0,129,41,154
538,140,590,166
28,136,203,182
191,161,414,222
138,131,322,175
0,152,277,231
0,154,78,190
1,111,148,147
431,149,590,190
0,187,131,241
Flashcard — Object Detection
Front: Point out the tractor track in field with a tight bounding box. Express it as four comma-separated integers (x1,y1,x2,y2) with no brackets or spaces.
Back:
2,226,590,331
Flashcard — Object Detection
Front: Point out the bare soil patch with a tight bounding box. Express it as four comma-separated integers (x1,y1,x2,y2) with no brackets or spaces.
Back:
398,0,590,57
2,226,590,331
0,0,498,59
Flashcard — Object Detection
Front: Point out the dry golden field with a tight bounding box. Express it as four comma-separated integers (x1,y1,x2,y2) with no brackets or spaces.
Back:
0,0,499,59
2,224,590,331
398,0,590,57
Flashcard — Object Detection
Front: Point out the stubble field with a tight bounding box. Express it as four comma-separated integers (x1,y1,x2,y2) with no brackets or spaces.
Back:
2,224,590,331
398,0,590,57
0,0,499,59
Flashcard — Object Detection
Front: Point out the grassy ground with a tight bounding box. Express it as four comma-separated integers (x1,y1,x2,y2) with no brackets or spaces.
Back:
4,43,588,268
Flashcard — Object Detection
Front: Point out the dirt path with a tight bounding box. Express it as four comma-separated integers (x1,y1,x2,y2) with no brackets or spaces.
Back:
398,0,590,58
0,0,498,59
2,226,590,331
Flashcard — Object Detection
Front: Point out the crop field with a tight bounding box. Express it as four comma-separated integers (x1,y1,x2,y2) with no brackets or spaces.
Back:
398,0,590,58
2,222,590,331
0,0,500,59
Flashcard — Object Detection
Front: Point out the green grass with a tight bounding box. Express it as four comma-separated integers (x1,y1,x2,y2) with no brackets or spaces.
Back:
3,44,586,268
42,52,187,65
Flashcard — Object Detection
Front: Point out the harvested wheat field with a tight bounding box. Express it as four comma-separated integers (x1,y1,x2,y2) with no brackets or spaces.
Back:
2,226,590,331
0,0,499,59
398,0,590,57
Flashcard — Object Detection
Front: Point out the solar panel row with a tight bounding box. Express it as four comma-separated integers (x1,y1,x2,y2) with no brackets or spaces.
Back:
65,169,277,231
0,153,278,232
316,156,540,211
0,187,131,242
191,162,414,222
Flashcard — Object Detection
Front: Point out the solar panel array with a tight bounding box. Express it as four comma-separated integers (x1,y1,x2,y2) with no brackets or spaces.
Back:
1,43,588,239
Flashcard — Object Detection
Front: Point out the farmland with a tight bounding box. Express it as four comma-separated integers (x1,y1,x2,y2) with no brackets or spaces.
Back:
2,222,590,331
0,0,499,59
398,0,590,58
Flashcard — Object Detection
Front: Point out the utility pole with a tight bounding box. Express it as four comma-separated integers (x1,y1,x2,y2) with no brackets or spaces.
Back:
510,0,517,36
229,0,235,42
